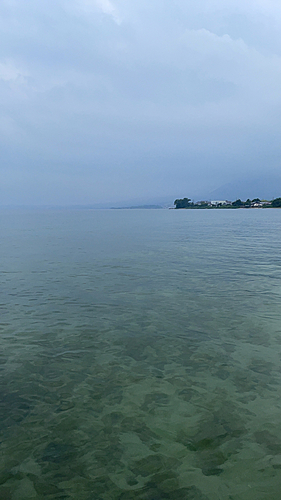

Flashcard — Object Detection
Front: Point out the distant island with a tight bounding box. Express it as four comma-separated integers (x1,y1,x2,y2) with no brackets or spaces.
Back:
174,197,281,209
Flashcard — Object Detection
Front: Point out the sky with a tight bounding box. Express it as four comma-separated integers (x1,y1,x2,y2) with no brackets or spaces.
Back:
1,0,281,205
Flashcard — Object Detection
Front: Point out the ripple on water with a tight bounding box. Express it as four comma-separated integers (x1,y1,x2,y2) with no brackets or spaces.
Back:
1,209,281,499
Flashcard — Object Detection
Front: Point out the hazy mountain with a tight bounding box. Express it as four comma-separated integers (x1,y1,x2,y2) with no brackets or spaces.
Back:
201,174,281,202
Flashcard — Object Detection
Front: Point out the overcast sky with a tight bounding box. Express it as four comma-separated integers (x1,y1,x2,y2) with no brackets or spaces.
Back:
1,0,281,205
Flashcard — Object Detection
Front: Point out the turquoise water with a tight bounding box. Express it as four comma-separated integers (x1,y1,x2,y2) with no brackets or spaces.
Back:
1,208,281,500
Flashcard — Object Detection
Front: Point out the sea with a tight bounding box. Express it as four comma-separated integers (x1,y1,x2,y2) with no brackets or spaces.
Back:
1,208,281,500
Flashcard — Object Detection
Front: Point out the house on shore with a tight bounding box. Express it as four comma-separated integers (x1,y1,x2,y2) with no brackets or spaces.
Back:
210,200,231,206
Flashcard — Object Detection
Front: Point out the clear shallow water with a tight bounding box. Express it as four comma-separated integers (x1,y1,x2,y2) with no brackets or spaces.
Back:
1,208,281,500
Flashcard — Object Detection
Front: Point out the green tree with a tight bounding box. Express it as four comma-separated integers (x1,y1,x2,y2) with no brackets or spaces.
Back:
271,197,281,207
174,198,192,209
232,199,243,207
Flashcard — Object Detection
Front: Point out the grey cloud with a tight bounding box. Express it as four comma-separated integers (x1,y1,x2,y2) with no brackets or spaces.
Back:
1,0,281,204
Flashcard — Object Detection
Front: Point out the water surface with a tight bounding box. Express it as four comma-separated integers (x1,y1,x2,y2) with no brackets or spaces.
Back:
1,208,281,499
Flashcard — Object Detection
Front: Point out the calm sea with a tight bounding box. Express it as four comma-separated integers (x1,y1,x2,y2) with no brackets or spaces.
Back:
1,208,281,500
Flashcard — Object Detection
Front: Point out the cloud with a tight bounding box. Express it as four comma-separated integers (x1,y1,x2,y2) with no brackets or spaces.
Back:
68,0,121,23
1,0,281,204
180,27,281,94
0,60,28,82
96,0,120,21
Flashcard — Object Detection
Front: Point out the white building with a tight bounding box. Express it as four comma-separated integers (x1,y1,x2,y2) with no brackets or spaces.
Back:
210,200,230,206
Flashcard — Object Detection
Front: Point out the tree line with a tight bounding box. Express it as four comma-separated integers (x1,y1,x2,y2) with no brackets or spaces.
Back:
174,197,281,209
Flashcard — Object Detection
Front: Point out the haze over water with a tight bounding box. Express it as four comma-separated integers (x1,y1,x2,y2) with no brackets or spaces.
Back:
1,208,281,500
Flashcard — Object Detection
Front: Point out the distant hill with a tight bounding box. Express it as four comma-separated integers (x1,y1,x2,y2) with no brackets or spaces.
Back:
205,174,281,201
